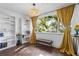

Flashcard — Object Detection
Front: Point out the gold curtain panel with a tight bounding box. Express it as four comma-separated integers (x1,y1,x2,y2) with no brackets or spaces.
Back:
57,5,76,56
30,16,38,45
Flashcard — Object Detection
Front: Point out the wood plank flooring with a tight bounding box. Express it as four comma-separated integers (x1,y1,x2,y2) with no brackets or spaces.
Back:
0,43,66,56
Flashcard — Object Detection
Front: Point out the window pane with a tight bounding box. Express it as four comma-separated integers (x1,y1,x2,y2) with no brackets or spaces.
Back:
36,15,58,32
59,22,65,33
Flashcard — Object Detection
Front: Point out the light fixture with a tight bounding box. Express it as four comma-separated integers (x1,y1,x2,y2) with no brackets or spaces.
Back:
28,3,40,17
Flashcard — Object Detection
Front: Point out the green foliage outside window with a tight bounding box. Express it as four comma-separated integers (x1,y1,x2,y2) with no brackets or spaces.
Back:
36,15,64,33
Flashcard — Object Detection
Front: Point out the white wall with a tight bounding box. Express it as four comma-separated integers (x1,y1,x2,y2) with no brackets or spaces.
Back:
71,4,79,54
71,4,79,34
36,32,63,48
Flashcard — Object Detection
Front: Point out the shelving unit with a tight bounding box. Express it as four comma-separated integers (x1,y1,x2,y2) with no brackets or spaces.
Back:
21,19,30,44
0,16,16,50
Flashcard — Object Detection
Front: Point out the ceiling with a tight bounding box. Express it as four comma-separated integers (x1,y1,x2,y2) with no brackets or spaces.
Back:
0,3,75,16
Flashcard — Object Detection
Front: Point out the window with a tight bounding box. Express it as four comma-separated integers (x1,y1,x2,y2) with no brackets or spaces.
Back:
36,15,64,33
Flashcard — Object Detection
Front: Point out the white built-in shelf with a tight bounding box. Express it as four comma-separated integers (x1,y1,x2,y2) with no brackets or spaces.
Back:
0,17,15,50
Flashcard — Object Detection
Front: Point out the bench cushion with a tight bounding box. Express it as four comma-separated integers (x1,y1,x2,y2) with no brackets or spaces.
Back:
36,38,53,46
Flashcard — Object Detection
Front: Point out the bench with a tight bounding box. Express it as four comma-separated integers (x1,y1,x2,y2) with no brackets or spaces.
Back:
36,38,53,47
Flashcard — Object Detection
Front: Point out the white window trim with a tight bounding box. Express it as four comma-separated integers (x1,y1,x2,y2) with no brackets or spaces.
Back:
36,32,64,35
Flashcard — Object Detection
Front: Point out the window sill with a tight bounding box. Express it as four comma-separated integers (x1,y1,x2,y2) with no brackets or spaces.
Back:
36,32,64,35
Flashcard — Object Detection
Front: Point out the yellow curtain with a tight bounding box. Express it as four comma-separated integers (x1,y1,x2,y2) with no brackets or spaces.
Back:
57,5,76,55
30,16,38,45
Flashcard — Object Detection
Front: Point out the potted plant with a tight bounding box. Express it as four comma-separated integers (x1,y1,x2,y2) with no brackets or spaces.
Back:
74,24,79,36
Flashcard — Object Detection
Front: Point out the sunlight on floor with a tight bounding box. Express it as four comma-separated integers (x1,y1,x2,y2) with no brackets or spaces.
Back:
14,45,25,52
39,54,45,56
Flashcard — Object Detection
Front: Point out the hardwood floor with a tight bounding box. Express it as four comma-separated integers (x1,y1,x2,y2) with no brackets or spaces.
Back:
0,43,66,56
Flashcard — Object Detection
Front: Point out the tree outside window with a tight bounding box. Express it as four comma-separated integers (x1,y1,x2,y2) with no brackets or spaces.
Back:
36,15,64,33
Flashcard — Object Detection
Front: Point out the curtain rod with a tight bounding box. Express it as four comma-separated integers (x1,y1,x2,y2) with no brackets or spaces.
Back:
37,3,77,17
